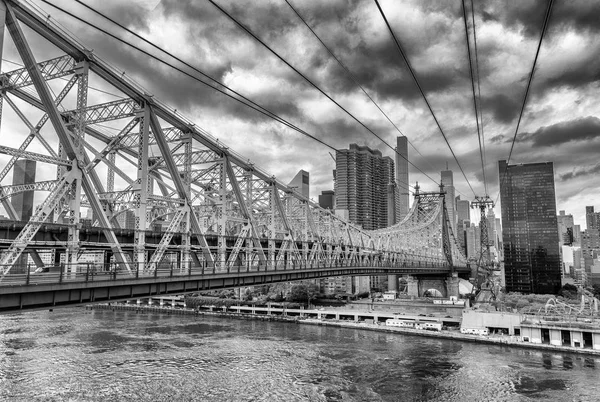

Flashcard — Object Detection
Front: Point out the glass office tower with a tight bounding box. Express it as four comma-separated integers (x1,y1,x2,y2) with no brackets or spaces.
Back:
499,160,561,294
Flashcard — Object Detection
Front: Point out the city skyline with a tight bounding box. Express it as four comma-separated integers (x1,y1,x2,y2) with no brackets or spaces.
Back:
1,1,598,228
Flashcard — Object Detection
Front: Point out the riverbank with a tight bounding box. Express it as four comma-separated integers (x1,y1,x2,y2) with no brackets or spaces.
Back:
88,303,600,356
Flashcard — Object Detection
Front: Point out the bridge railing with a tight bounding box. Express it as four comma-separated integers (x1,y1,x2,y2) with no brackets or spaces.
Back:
0,257,455,287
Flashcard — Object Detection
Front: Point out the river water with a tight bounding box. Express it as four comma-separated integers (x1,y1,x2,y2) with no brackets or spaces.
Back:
1,308,599,401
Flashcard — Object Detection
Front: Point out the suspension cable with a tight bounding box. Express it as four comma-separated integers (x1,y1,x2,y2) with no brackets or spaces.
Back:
496,0,554,204
461,0,487,196
373,0,476,197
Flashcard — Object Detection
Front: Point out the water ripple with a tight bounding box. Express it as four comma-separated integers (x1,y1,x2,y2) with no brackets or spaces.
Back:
2,308,600,401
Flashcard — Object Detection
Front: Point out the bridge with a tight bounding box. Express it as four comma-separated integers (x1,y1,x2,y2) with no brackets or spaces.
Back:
0,1,469,312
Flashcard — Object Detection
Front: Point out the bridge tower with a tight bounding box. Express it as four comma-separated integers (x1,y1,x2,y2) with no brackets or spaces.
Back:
471,195,495,292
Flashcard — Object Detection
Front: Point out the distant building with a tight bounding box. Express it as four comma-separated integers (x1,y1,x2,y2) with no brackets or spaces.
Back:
11,159,36,220
395,136,410,222
11,159,36,273
334,143,394,231
499,160,561,294
456,197,470,223
116,210,136,230
288,169,309,199
441,169,456,234
318,190,334,210
334,143,395,293
455,197,470,256
557,210,575,246
586,206,600,232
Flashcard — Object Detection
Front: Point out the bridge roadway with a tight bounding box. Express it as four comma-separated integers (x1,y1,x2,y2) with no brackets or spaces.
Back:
0,262,470,313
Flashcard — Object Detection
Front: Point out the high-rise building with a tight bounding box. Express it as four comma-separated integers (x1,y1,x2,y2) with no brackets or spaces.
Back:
456,197,470,223
116,210,136,230
586,206,600,232
288,170,309,199
395,136,410,222
557,210,575,246
455,196,470,256
441,169,456,233
499,160,561,294
334,144,395,293
10,159,37,273
335,144,394,231
318,190,334,210
11,159,36,220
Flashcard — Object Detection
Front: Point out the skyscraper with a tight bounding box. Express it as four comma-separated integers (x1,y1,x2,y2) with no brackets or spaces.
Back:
11,159,36,220
318,190,334,210
288,170,309,199
557,210,575,246
499,160,561,294
335,144,394,230
441,169,456,234
586,206,600,232
395,136,409,222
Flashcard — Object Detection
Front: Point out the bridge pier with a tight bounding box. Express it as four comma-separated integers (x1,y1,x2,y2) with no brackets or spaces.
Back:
406,276,419,297
406,273,462,298
445,272,460,299
387,275,398,292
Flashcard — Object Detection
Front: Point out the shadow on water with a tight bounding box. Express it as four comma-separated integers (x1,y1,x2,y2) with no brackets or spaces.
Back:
514,375,567,395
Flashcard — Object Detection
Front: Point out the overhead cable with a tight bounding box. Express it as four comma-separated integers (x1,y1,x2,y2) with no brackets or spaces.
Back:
496,0,554,203
284,0,436,174
461,0,487,196
209,0,441,188
373,0,477,197
470,0,488,197
39,0,337,153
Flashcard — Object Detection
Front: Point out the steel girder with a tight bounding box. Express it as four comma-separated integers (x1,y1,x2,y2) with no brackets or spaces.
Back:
0,0,467,279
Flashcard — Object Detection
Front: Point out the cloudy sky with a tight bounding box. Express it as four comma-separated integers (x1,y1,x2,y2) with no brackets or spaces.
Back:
7,0,600,227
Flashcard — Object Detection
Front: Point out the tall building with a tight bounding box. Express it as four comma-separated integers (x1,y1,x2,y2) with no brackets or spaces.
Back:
499,160,561,294
11,159,36,220
318,190,334,210
455,197,470,256
441,169,456,233
288,170,309,199
335,144,394,230
456,197,470,223
11,160,36,273
395,136,410,222
586,206,600,232
557,210,575,246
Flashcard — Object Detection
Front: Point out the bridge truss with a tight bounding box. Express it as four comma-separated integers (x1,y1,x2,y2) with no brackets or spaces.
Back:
0,0,467,280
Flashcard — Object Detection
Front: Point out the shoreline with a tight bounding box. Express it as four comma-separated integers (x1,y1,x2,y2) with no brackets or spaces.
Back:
88,303,600,357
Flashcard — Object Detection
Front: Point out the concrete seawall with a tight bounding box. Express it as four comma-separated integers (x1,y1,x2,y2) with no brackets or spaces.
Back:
87,303,600,357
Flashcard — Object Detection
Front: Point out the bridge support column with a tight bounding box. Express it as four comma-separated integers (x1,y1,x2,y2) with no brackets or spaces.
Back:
446,272,460,299
406,276,419,297
387,275,398,292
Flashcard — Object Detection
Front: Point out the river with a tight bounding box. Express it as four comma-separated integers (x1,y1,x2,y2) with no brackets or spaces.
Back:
1,307,599,401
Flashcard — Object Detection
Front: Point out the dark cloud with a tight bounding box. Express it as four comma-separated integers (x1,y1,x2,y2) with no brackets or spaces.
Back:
489,134,505,144
518,116,600,147
483,0,600,37
560,163,600,181
538,52,600,92
481,94,521,124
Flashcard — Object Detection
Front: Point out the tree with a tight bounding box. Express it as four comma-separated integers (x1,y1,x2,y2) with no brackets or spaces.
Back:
558,283,578,300
287,284,308,302
287,283,320,304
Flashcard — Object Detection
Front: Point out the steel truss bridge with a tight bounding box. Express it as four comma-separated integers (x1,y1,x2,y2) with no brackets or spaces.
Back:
0,1,468,312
